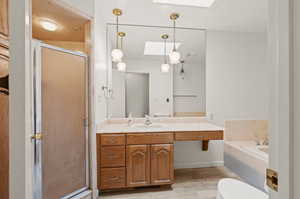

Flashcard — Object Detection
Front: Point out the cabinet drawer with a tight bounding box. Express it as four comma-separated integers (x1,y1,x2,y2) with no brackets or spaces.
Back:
100,168,126,189
100,134,125,146
127,133,174,145
175,131,223,141
100,146,125,168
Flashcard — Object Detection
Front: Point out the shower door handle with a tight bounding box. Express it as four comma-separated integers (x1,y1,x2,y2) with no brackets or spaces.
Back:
31,133,43,141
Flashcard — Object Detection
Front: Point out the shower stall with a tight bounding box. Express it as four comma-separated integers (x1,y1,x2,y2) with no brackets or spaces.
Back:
32,41,89,199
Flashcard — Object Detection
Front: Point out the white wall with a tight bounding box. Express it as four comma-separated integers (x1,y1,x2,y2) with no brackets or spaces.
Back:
174,31,269,169
206,31,269,126
173,62,206,113
94,3,108,124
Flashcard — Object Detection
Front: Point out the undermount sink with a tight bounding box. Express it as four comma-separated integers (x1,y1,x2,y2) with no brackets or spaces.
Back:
132,123,165,128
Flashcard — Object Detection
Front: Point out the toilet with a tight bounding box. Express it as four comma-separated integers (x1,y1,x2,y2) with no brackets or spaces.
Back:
217,178,268,199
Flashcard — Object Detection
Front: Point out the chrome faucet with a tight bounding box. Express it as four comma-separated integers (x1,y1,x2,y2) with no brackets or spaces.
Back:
144,115,152,126
262,137,269,146
254,137,269,146
128,113,134,126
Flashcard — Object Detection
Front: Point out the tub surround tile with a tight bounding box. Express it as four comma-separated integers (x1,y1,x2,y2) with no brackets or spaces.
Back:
225,120,268,142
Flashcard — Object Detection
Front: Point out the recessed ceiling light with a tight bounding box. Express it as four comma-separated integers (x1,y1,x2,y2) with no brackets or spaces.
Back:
40,19,58,31
153,0,216,8
144,41,181,56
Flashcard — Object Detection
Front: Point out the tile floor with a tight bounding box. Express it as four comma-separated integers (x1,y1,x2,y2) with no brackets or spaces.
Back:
100,167,239,199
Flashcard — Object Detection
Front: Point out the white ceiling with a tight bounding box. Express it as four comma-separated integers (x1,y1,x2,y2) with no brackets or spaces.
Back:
100,0,268,32
32,0,88,41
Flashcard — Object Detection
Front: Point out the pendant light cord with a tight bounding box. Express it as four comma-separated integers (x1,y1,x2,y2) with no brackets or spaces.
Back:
121,36,123,50
173,20,176,51
164,39,167,64
116,16,119,49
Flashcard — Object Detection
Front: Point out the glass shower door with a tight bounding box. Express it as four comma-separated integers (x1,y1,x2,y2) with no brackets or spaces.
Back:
33,42,88,199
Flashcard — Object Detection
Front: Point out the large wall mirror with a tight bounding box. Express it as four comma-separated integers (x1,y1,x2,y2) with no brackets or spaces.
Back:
106,24,206,118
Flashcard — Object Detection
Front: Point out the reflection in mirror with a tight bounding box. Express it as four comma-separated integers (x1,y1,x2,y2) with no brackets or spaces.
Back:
125,72,149,118
107,24,206,118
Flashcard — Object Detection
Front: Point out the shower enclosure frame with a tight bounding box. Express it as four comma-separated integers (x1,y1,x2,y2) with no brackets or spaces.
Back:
32,41,90,199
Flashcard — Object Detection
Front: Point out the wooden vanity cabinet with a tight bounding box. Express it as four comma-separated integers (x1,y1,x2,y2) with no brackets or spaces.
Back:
97,134,127,190
97,133,175,190
98,129,224,191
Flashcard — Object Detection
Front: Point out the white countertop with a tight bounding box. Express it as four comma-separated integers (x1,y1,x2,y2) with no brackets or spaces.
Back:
97,122,224,134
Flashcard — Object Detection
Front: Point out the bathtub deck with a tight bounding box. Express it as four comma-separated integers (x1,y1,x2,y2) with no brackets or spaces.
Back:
100,167,239,199
224,141,268,191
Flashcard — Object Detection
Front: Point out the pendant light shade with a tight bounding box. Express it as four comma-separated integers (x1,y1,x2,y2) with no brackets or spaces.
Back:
161,34,170,73
169,51,181,64
116,32,127,71
111,49,123,62
111,9,124,63
161,63,170,73
169,13,181,65
117,62,126,72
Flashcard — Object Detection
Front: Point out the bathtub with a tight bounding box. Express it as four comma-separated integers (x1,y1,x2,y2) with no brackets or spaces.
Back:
224,141,269,192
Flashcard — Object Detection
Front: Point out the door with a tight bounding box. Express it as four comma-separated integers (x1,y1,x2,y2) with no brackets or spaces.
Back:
268,0,292,198
125,72,149,117
33,43,88,199
151,144,174,185
126,145,150,187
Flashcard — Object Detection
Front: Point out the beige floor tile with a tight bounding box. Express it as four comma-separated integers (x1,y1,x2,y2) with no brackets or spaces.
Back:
100,167,239,199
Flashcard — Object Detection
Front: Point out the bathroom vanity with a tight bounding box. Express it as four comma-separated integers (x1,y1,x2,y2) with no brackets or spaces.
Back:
97,119,224,191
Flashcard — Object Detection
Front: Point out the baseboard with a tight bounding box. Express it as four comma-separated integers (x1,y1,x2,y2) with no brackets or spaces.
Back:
174,161,224,169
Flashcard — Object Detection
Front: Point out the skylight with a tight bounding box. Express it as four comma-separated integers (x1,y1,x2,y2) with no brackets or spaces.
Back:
144,41,181,56
153,0,216,8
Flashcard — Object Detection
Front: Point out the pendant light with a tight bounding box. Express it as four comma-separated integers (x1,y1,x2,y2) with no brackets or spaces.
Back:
111,8,124,63
169,13,181,65
117,32,127,72
161,34,170,73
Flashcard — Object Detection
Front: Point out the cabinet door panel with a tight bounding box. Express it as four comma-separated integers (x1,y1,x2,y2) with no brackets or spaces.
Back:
0,52,9,78
0,1,8,198
151,144,174,185
100,134,125,146
126,145,150,187
100,146,125,168
0,92,9,199
0,0,9,39
100,168,126,190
